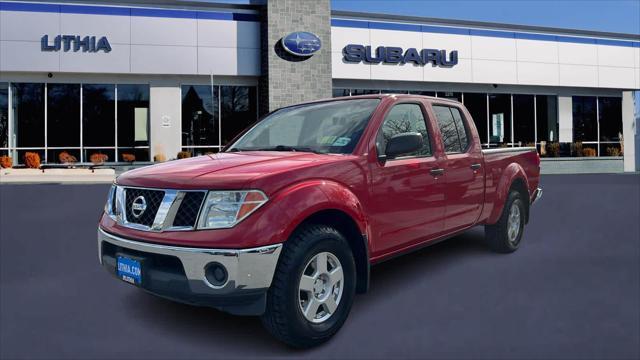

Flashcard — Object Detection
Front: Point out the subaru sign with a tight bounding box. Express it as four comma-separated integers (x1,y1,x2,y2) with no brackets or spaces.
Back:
343,44,458,67
281,32,322,57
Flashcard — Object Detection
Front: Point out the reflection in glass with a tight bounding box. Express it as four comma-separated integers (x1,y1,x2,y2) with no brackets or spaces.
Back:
11,83,45,148
464,93,487,144
450,107,469,150
572,96,597,142
433,105,462,153
0,83,7,148
182,85,219,148
381,89,408,94
437,91,462,102
598,97,622,142
536,95,558,143
117,84,149,161
377,103,431,157
47,84,80,147
221,86,257,144
489,94,511,146
351,89,380,96
409,90,436,97
513,95,535,144
83,84,115,147
333,89,350,97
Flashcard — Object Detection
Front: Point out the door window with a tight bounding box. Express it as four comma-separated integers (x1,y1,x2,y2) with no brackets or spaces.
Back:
433,105,469,153
376,103,431,158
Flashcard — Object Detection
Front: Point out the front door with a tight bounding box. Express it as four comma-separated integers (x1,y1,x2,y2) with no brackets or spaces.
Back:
368,102,446,256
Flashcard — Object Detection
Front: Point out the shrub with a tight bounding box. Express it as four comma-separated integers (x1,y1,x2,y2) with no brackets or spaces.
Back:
24,152,41,169
547,142,560,157
90,153,109,165
606,147,621,157
177,151,191,159
121,153,136,162
0,156,12,169
58,151,77,164
571,142,583,157
582,147,597,157
154,153,167,162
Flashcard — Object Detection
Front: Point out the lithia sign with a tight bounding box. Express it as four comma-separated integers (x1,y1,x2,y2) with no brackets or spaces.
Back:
41,35,112,53
343,44,458,67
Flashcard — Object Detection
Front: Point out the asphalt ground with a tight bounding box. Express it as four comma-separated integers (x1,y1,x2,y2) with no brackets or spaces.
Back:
1,174,638,359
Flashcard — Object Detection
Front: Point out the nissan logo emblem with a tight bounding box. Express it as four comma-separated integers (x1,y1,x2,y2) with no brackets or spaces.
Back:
131,196,147,218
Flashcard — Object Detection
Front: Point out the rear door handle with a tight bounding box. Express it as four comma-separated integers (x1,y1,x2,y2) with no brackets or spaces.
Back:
470,163,481,170
430,168,445,176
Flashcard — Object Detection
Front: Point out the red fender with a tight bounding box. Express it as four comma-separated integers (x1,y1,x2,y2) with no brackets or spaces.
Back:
486,162,530,224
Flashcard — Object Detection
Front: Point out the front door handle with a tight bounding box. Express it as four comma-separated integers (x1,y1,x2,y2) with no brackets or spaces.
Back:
430,168,445,176
470,163,481,170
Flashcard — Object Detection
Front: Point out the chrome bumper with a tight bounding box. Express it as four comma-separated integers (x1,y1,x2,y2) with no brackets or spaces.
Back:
97,228,282,296
531,187,543,205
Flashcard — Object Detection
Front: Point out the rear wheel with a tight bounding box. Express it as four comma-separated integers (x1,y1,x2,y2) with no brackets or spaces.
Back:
261,224,356,348
485,190,526,253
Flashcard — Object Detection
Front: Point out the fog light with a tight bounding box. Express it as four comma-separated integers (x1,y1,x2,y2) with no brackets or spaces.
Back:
205,263,228,287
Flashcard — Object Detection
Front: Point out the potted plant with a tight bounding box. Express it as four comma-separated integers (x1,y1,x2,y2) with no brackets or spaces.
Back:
606,147,621,156
177,151,191,159
582,147,597,157
24,152,41,169
154,153,167,162
90,153,109,166
0,155,12,169
121,153,136,163
547,142,560,157
58,151,78,165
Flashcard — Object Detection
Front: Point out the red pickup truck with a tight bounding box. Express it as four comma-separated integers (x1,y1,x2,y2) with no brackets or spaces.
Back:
98,94,541,347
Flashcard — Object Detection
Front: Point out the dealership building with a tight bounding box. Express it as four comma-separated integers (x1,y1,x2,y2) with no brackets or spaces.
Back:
1,0,639,172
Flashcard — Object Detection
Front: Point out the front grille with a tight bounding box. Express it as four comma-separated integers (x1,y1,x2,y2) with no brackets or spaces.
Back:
172,192,206,228
124,188,165,227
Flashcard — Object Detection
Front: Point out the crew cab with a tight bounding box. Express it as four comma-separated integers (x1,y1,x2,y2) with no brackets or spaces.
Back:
98,95,541,348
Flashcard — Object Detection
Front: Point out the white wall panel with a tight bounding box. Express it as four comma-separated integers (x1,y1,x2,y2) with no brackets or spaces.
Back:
60,44,130,73
424,58,472,83
558,42,598,65
131,45,197,74
597,44,635,68
472,59,517,84
60,13,130,44
369,29,422,50
331,27,369,52
131,16,197,46
371,61,423,81
517,62,559,86
0,10,59,41
332,51,370,79
559,64,598,87
0,40,59,72
471,36,516,61
150,85,182,161
598,66,636,88
423,33,472,58
236,21,260,49
558,96,573,143
516,39,558,63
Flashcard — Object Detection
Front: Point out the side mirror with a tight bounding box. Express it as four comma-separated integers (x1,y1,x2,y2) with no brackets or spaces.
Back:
381,132,424,160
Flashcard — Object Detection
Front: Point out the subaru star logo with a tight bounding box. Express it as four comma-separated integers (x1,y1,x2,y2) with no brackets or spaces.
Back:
281,32,322,57
131,196,147,218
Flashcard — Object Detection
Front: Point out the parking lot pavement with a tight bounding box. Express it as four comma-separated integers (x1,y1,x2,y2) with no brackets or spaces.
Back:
1,174,638,359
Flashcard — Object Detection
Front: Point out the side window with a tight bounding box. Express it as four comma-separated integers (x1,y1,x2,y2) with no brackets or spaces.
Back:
433,105,470,153
376,103,431,158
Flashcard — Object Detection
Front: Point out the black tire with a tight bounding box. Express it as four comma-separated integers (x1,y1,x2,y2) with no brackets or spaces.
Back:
485,190,526,253
261,224,356,348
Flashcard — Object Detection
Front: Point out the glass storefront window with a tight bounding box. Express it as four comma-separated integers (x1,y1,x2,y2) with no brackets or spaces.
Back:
333,89,350,97
381,89,408,94
572,96,597,142
1,83,8,150
536,95,558,143
221,86,257,144
182,85,219,150
117,84,149,161
513,95,535,145
47,84,80,162
598,97,622,142
489,94,512,146
464,93,488,145
409,91,436,97
83,84,115,148
11,83,45,149
351,89,380,96
437,91,462,102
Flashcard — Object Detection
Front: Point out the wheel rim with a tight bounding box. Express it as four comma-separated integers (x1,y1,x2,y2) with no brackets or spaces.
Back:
507,202,522,244
298,252,344,324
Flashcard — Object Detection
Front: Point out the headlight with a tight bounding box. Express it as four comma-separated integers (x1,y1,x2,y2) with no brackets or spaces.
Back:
197,190,268,229
104,184,116,216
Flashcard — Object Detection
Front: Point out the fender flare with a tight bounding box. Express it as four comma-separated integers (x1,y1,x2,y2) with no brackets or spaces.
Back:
486,163,530,224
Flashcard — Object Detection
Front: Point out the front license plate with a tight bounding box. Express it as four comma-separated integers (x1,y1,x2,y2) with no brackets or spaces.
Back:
117,256,142,285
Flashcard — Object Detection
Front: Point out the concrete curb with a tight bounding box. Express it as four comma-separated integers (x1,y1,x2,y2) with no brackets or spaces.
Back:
0,168,116,184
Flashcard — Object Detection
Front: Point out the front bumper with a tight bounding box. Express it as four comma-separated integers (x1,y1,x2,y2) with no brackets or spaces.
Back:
98,228,282,315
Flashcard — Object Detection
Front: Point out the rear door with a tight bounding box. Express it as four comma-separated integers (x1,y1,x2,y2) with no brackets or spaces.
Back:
431,103,485,233
368,101,446,256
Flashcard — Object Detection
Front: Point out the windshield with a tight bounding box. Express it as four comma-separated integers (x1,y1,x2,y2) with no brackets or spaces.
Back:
227,99,380,154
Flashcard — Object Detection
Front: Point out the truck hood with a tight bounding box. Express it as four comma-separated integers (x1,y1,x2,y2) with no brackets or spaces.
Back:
116,151,346,190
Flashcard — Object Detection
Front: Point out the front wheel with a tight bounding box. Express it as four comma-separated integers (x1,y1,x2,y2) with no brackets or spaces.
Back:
261,224,356,348
485,190,526,253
